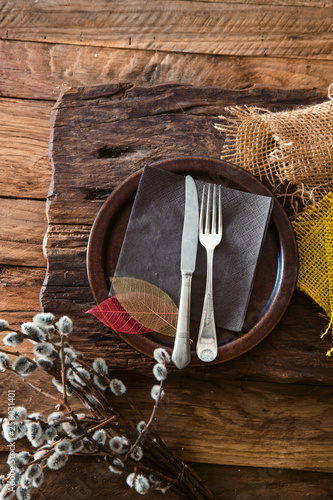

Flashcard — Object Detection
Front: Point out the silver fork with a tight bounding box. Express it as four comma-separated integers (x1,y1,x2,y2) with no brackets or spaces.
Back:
196,184,222,363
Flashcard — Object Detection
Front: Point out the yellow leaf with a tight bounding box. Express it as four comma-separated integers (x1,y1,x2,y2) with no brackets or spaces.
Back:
111,277,178,337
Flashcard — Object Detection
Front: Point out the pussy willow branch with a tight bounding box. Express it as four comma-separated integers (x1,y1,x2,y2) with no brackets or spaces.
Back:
8,367,60,402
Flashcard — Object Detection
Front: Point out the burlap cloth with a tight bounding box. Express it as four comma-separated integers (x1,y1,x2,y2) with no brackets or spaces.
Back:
215,84,333,216
215,85,333,353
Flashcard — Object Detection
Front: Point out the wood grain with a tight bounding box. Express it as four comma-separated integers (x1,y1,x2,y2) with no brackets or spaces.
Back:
0,451,332,500
1,1,332,60
0,366,333,471
0,1,332,494
0,98,52,198
0,266,44,312
41,83,333,385
1,40,333,101
0,198,47,266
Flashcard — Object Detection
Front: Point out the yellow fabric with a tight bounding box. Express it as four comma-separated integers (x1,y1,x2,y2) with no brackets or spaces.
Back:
292,192,333,355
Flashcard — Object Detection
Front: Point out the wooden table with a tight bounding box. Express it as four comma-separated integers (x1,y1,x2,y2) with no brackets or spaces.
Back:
1,2,333,499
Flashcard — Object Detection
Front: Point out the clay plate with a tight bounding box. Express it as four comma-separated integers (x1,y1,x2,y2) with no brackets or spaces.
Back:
86,157,298,365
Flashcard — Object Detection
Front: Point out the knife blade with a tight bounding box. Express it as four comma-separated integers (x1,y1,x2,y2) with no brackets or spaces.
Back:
171,175,199,369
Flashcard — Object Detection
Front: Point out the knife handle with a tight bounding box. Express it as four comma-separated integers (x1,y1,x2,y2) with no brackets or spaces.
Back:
172,272,192,369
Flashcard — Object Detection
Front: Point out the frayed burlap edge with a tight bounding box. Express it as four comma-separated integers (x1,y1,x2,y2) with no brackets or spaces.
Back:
215,84,333,216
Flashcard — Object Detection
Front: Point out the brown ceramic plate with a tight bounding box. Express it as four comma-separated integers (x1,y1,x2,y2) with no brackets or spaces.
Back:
86,157,298,365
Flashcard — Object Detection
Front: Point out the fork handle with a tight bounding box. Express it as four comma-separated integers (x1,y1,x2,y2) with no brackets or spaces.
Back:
172,272,192,369
196,249,218,363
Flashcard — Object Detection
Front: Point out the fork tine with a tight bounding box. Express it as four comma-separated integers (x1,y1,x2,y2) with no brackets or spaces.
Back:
205,184,211,233
200,185,205,234
218,185,222,234
212,184,217,234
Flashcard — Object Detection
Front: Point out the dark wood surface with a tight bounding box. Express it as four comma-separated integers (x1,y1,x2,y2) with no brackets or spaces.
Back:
39,83,333,480
1,1,333,498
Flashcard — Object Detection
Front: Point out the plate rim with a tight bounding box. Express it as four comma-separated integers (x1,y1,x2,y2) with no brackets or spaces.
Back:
86,156,298,365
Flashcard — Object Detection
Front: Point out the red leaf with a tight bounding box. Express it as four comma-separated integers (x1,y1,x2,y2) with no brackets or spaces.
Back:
85,296,153,335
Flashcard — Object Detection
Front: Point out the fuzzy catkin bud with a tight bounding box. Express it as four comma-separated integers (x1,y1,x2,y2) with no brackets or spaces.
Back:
109,378,126,396
19,474,32,489
0,485,15,499
57,316,73,334
17,452,30,465
33,342,56,360
109,458,124,474
73,367,90,386
21,322,46,342
150,384,165,401
0,319,9,330
52,378,73,396
12,356,36,377
69,440,84,454
12,407,27,422
36,358,53,370
92,430,106,445
134,475,150,495
30,435,45,448
26,422,43,443
93,374,108,390
136,420,146,433
153,348,170,364
34,447,51,461
92,358,108,375
0,352,10,371
55,439,73,455
28,412,43,421
32,471,44,488
2,419,17,442
47,452,68,470
17,486,31,500
33,312,54,325
44,427,57,441
130,446,143,462
109,436,124,453
47,412,63,425
153,363,167,381
126,473,136,488
63,347,77,364
3,332,25,347
25,464,42,479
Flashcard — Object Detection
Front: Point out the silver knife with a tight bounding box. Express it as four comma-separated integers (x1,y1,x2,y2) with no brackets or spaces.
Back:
172,175,199,369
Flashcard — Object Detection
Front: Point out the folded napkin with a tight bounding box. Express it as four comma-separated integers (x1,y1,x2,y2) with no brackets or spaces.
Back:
114,166,273,332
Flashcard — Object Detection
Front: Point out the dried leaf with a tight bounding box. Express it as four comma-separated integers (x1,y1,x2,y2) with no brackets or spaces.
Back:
85,296,153,335
111,277,178,337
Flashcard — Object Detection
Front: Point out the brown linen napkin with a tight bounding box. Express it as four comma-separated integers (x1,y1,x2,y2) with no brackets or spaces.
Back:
114,166,273,332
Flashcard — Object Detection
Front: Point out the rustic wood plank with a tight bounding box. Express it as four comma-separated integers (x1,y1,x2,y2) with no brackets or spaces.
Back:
0,98,52,198
0,266,45,312
1,1,332,60
1,40,333,101
1,365,333,471
47,84,326,225
0,451,331,500
0,198,47,266
41,271,333,384
41,83,333,388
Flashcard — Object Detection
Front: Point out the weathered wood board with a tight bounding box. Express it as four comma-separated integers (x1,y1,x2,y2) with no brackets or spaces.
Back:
1,0,333,497
34,82,333,479
1,450,332,500
1,40,333,101
43,83,332,383
1,1,332,60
